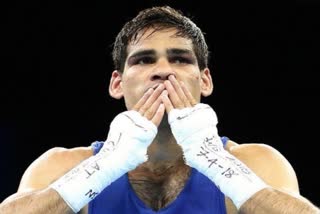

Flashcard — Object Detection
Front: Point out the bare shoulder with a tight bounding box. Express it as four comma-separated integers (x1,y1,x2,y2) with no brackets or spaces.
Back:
224,139,301,213
225,139,299,194
18,146,93,192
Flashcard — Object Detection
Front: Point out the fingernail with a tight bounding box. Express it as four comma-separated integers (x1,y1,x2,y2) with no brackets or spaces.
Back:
147,88,154,93
169,75,175,81
158,84,164,89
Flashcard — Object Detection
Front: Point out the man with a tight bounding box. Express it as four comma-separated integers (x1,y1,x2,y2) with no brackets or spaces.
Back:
0,5,319,214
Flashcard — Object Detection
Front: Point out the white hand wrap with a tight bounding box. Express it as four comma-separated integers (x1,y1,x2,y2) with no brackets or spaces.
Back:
169,103,268,209
50,110,157,213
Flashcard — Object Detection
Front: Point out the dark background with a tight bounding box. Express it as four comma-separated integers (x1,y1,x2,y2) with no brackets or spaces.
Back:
1,0,319,206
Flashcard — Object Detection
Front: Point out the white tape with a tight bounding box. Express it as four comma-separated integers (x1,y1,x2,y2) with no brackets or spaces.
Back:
169,104,268,209
50,110,157,212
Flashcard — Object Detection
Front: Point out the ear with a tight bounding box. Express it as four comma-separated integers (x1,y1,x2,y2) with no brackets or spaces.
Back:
200,68,214,97
109,70,124,99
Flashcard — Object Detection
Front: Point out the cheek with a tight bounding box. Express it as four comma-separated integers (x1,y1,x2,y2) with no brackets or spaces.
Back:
184,75,202,101
122,78,145,109
193,74,202,99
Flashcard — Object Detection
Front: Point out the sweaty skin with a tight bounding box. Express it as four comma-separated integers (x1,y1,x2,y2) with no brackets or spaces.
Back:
1,28,313,214
108,28,301,213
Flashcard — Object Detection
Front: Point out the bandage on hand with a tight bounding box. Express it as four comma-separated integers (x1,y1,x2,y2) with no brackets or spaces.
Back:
50,110,157,213
168,103,268,209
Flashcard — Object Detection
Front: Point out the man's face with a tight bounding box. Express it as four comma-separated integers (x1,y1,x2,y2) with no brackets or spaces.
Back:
113,28,210,110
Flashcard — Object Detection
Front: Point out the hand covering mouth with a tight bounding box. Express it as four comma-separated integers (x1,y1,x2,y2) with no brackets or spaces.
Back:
145,84,161,93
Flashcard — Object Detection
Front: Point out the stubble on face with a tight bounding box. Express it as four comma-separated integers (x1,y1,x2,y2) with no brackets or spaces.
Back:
121,28,203,112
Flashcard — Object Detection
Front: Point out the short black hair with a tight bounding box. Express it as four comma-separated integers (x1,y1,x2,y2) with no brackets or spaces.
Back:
112,6,209,72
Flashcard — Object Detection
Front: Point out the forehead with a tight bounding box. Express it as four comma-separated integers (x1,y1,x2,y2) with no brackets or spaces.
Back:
127,28,194,56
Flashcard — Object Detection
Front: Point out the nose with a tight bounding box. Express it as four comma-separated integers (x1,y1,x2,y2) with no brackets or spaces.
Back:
150,58,175,81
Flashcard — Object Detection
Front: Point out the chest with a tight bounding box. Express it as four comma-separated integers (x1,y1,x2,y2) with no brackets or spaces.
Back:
128,164,191,211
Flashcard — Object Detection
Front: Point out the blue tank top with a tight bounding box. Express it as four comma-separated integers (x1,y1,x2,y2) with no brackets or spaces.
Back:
88,137,229,214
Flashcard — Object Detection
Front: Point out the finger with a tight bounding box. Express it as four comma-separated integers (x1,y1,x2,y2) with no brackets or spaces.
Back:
164,80,184,109
151,104,165,127
138,84,165,115
180,81,197,106
144,93,163,120
161,90,174,114
168,75,191,107
132,88,154,111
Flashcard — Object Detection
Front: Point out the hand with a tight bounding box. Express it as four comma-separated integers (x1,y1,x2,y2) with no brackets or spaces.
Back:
132,83,166,127
49,88,164,213
103,85,166,154
167,97,267,210
160,74,222,150
168,103,223,164
161,75,197,113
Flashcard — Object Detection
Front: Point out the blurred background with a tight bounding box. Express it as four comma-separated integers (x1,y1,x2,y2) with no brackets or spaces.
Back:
1,0,319,205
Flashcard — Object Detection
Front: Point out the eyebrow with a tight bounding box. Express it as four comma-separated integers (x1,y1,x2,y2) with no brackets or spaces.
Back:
128,50,156,60
167,48,194,56
128,48,194,59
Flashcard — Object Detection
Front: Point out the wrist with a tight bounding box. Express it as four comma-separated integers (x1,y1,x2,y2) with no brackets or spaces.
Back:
50,110,157,213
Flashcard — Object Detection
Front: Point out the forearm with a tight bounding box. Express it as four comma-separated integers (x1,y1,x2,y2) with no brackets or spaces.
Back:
168,104,320,213
239,187,320,214
0,188,73,214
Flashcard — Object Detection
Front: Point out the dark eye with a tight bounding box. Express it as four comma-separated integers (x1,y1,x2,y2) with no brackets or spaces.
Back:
170,57,193,64
136,57,155,65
